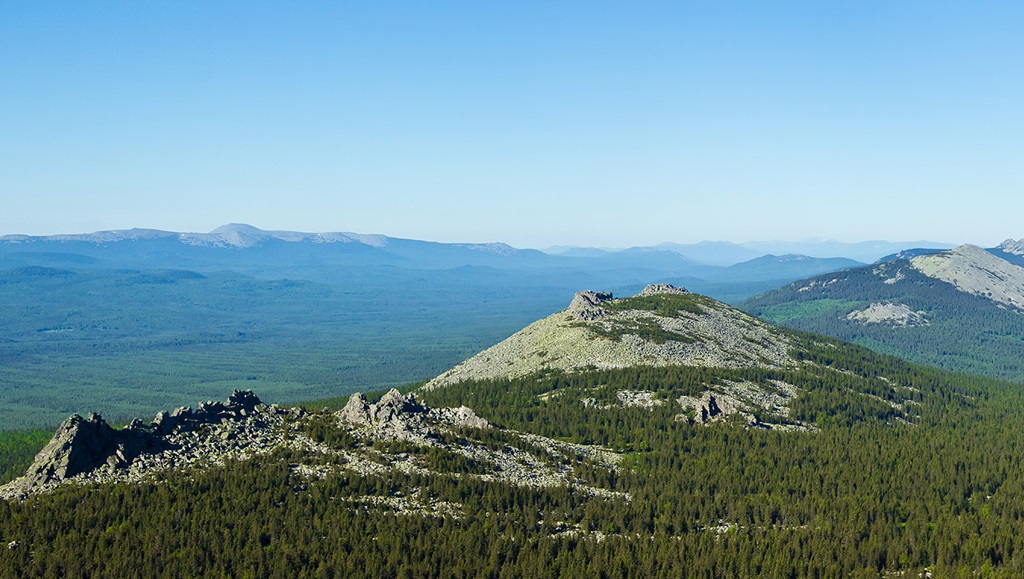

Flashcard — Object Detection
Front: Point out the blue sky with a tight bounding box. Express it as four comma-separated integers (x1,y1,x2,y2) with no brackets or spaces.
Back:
2,1,1022,248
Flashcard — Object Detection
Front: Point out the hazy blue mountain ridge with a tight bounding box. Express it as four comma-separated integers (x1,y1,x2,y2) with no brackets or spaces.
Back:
549,238,955,266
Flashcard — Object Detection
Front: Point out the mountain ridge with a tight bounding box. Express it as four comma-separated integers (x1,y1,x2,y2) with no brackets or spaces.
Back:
741,243,1024,381
4,224,954,265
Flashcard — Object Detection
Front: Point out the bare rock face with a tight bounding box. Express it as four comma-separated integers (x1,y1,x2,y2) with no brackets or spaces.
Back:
567,290,613,320
693,392,737,425
846,302,928,327
155,389,264,435
18,413,121,490
435,406,490,429
339,392,371,425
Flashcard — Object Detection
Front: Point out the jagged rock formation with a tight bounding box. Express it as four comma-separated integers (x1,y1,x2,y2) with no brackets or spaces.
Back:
335,389,622,495
425,284,793,389
692,392,736,425
674,379,810,431
567,290,613,320
638,283,688,297
14,412,155,491
339,389,489,438
1,390,282,499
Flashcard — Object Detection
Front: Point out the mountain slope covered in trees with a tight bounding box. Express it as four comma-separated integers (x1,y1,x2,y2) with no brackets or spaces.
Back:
3,286,1024,575
741,245,1024,382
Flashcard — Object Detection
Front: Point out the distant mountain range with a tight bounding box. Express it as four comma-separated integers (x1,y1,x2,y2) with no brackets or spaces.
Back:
546,238,956,266
0,224,877,298
0,223,883,428
5,223,952,267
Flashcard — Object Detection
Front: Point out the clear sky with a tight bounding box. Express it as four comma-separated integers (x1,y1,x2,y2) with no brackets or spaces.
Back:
2,1,1022,248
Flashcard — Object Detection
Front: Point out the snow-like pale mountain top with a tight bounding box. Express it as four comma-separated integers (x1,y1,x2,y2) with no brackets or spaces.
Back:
0,228,180,244
180,224,377,248
911,244,1024,311
466,242,518,255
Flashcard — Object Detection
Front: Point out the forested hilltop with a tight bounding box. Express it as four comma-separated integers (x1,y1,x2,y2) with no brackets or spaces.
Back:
2,288,1024,575
742,244,1024,382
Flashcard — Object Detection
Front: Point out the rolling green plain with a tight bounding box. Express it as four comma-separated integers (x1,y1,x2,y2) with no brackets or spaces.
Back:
0,265,566,429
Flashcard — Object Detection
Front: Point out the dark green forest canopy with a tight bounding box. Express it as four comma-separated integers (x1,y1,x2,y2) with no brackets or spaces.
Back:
3,336,1024,576
742,261,1024,382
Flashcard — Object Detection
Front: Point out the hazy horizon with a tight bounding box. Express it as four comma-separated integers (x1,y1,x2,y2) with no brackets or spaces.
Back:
0,221,965,254
4,2,1022,248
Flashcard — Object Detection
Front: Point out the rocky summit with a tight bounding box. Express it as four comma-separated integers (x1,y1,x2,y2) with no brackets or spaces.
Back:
909,244,1024,310
425,284,793,389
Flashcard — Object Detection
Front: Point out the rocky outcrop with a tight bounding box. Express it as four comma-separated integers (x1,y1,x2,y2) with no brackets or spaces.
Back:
567,290,613,320
2,390,269,499
154,389,264,435
338,389,488,440
638,284,688,297
15,413,140,492
846,302,928,327
2,389,625,505
334,389,622,496
675,381,811,431
692,392,739,425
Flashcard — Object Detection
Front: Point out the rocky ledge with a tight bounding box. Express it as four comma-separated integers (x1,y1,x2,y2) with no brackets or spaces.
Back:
0,390,301,499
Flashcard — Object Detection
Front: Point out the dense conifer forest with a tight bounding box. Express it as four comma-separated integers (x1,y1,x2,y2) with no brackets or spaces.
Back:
3,333,1024,576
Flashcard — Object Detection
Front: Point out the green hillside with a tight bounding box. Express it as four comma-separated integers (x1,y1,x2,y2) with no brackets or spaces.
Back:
741,260,1024,382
